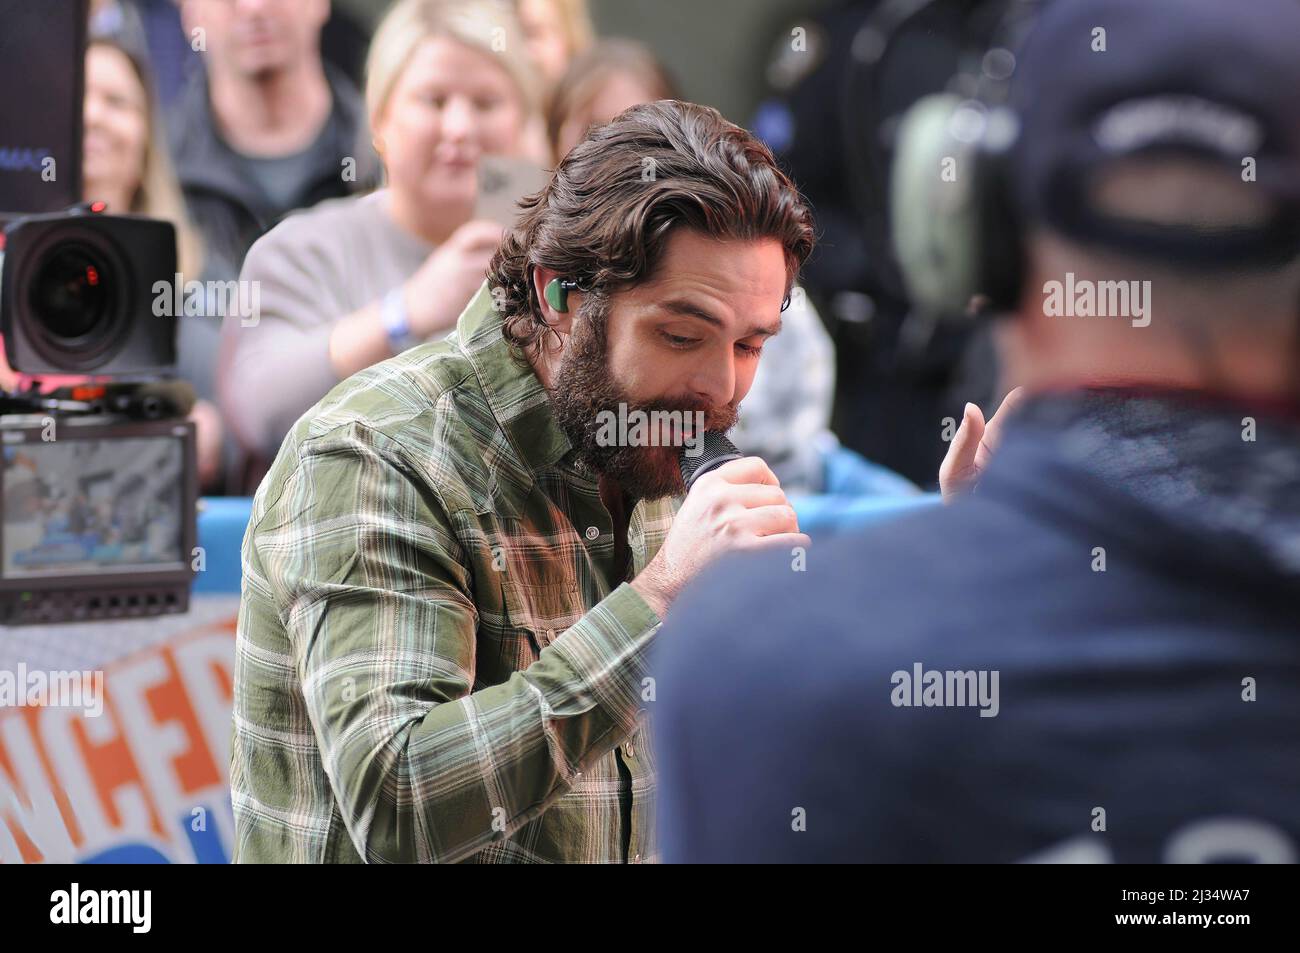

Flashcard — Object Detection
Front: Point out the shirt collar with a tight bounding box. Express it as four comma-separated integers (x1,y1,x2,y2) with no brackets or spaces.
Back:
456,281,574,475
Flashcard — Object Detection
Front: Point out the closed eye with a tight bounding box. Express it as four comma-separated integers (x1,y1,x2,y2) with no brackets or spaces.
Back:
660,331,700,349
660,331,764,356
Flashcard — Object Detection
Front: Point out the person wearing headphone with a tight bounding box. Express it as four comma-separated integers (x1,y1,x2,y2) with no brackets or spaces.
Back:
654,0,1300,863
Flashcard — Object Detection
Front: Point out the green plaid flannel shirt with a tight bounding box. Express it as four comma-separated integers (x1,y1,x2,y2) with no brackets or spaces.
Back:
230,282,679,863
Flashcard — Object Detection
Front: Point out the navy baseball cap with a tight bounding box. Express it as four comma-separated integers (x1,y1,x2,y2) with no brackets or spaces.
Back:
1007,0,1300,268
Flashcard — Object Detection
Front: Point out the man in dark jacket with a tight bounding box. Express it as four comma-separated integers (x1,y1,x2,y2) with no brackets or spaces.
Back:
653,0,1300,863
170,0,377,282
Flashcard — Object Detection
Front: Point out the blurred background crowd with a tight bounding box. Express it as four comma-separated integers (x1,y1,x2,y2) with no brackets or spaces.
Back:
67,0,1013,497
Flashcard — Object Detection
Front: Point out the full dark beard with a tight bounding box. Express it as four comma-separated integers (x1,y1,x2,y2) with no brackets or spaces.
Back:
547,295,738,503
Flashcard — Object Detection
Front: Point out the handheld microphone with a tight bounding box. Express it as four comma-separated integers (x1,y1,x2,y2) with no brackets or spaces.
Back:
678,431,743,492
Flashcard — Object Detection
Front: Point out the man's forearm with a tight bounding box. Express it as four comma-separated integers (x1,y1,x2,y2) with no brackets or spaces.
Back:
305,583,660,863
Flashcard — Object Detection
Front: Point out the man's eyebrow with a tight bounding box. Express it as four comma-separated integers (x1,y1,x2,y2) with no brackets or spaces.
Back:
660,298,782,337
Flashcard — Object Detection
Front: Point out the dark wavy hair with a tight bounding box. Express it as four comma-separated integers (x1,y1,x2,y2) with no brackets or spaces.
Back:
488,100,816,360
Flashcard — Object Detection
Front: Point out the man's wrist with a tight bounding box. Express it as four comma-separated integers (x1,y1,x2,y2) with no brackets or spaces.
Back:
630,570,671,621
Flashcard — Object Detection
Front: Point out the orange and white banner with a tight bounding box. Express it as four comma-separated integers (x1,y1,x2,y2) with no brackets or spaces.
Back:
0,597,239,863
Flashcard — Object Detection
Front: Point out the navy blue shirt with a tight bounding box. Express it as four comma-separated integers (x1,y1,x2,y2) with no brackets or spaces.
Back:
653,392,1300,863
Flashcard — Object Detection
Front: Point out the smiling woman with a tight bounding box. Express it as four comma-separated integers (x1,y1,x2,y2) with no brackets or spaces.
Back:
82,38,203,284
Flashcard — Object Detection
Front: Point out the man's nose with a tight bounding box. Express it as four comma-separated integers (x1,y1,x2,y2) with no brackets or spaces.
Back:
687,354,736,413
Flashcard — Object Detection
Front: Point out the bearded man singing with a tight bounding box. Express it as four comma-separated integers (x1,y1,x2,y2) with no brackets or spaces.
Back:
230,100,815,863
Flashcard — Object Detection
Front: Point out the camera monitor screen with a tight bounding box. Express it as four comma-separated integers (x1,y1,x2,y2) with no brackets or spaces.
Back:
2,434,185,579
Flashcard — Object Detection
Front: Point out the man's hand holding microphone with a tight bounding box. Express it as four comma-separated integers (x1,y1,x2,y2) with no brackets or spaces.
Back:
630,435,810,620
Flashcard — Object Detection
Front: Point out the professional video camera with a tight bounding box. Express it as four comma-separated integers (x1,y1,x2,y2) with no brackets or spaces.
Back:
0,0,198,625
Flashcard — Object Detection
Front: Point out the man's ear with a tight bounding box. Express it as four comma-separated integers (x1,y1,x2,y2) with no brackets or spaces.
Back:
531,266,579,335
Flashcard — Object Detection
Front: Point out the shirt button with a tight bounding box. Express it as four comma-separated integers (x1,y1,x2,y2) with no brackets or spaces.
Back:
632,853,642,863
585,526,600,540
545,628,555,640
625,742,635,758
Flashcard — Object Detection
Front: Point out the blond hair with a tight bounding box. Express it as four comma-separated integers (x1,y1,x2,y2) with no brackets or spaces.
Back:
554,0,594,54
517,0,595,58
89,37,204,280
365,0,539,125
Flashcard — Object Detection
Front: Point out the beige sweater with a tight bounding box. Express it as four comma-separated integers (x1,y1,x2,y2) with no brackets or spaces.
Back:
218,190,434,463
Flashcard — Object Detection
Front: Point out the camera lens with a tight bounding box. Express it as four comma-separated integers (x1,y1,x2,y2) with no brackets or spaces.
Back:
28,245,111,339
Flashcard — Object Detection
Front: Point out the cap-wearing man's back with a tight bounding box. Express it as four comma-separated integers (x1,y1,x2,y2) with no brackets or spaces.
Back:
655,390,1300,862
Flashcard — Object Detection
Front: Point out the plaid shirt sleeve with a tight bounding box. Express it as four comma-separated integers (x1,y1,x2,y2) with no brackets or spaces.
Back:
249,422,661,864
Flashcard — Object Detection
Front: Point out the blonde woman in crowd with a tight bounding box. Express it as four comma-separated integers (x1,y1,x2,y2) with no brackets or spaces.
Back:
218,0,539,480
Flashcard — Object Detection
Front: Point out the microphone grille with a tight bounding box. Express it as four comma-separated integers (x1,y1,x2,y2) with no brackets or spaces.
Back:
679,431,743,491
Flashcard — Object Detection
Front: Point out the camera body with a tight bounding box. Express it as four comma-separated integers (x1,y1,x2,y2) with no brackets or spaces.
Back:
1,208,178,376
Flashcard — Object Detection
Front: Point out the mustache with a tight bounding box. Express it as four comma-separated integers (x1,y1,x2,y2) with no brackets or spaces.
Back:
628,395,738,434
